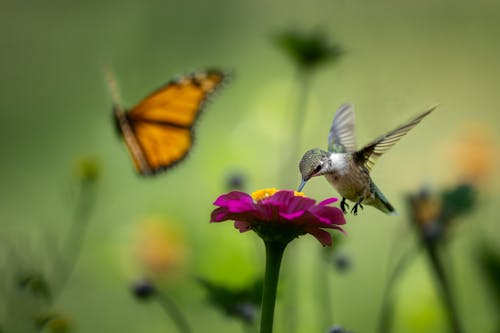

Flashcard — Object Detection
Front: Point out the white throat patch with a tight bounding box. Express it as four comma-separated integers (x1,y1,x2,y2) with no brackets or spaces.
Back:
330,153,348,172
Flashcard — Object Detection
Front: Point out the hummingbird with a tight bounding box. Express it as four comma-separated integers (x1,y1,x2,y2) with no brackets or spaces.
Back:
297,104,435,215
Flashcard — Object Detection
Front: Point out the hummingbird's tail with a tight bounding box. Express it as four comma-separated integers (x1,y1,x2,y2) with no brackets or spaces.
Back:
369,183,397,215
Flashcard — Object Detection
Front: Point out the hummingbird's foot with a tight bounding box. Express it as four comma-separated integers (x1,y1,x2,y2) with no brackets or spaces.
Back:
340,197,350,214
350,199,364,215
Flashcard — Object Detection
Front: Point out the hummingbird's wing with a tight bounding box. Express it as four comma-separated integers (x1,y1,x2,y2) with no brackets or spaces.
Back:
354,106,436,171
328,103,356,153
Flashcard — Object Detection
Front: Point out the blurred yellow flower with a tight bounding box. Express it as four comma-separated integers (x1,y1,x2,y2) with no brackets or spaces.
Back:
46,316,71,333
409,192,442,227
35,313,72,333
448,122,498,185
75,157,100,182
134,217,188,281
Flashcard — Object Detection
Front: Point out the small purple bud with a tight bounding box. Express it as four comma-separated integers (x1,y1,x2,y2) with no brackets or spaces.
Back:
333,253,351,272
233,302,257,324
327,325,353,333
327,325,345,333
131,279,155,300
226,171,246,191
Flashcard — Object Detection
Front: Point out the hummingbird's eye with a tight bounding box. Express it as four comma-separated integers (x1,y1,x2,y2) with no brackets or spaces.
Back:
313,165,322,174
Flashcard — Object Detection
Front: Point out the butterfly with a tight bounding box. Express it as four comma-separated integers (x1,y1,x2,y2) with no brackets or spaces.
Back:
106,69,227,176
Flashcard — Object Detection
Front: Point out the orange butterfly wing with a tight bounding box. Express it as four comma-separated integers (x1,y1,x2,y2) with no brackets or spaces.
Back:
130,70,225,126
116,70,225,175
131,122,192,172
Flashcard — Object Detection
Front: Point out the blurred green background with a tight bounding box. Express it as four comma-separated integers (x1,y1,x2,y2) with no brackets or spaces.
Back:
1,0,499,332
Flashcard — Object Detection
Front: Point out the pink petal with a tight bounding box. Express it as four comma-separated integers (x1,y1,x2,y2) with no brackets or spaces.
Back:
213,191,254,212
318,197,338,206
256,201,281,221
279,211,305,220
264,190,295,207
210,207,230,222
332,225,347,235
309,206,346,225
213,191,248,204
211,207,263,225
234,221,252,232
285,195,316,213
306,228,333,246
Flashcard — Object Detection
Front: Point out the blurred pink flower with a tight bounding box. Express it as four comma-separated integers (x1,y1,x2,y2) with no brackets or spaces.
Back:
134,218,187,281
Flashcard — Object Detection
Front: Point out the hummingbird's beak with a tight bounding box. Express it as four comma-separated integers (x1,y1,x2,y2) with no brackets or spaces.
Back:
297,179,307,192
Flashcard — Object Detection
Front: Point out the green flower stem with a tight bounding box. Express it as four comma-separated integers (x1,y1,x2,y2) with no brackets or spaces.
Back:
53,180,96,300
156,290,193,333
425,244,463,333
260,240,287,333
377,248,418,333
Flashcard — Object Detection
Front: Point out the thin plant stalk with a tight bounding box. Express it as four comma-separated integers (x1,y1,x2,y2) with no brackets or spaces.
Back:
52,180,96,300
377,248,418,333
424,244,463,333
156,290,193,333
260,241,286,333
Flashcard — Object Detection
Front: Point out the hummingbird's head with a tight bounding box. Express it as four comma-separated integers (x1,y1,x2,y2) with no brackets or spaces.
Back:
298,149,331,191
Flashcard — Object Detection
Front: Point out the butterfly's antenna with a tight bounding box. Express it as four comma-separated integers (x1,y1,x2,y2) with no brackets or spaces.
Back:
102,65,153,176
103,65,124,111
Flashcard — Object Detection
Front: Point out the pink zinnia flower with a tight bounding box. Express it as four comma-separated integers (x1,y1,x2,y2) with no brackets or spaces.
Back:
210,188,346,246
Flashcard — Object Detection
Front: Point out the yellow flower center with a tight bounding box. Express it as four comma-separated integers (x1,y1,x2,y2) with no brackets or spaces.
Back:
251,188,278,201
251,188,305,202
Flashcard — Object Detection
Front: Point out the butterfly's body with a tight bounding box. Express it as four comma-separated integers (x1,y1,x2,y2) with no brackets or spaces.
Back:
298,104,435,215
106,69,226,176
113,106,151,174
